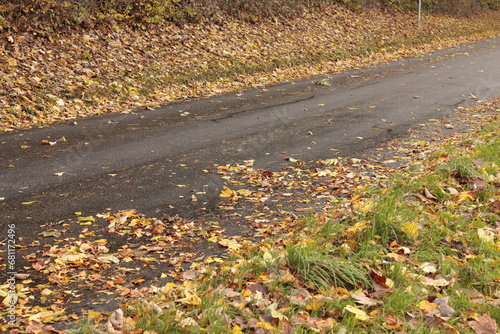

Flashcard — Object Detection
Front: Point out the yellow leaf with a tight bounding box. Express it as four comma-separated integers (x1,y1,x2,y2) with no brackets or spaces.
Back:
401,222,418,238
232,325,243,334
279,270,296,283
418,300,439,314
477,228,494,243
270,308,288,320
236,189,252,196
218,238,242,251
162,282,177,293
336,287,350,295
220,186,233,197
385,277,395,288
306,298,326,310
350,194,362,202
41,288,52,296
387,252,406,262
179,291,201,305
344,220,368,237
257,320,275,330
458,192,474,202
78,216,95,222
241,289,253,298
344,305,370,321
86,310,102,321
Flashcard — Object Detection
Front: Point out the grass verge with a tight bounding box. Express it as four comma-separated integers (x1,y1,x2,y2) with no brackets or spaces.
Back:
68,101,500,333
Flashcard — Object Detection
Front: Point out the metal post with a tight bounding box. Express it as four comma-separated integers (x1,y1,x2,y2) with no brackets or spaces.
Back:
418,0,422,27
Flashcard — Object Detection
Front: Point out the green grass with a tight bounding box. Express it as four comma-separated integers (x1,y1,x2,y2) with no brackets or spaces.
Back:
287,244,372,290
69,105,500,334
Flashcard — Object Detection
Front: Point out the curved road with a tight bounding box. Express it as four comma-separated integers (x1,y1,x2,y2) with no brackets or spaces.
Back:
1,37,500,242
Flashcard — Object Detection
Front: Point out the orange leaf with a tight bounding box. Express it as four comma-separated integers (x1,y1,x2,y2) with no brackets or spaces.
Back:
220,186,233,197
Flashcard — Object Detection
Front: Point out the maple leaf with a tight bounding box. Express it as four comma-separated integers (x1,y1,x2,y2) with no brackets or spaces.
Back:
220,186,234,197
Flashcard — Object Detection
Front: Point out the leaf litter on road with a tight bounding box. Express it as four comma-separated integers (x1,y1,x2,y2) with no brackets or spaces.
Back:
1,99,499,332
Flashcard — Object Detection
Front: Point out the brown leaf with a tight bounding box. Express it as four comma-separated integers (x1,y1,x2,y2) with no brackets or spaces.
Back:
490,200,500,214
367,284,393,298
351,293,380,306
433,296,455,318
468,314,498,334
25,323,56,334
367,271,393,298
247,282,269,295
384,315,402,330
423,187,437,200
468,177,485,191
370,270,390,288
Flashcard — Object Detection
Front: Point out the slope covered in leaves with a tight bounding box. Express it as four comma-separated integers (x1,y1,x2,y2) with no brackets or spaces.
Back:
1,6,500,131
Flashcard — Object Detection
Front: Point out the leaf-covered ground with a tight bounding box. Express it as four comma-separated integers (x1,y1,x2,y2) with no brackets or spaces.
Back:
1,6,500,132
1,96,499,332
2,5,500,334
77,101,500,334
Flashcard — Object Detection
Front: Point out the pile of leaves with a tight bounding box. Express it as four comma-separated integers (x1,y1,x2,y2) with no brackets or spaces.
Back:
1,6,500,132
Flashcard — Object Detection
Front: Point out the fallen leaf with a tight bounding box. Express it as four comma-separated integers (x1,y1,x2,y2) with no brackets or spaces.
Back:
423,187,437,200
491,200,500,214
433,296,455,318
420,275,451,287
344,305,370,321
38,229,62,238
418,300,439,314
468,314,498,334
351,293,380,306
383,315,402,330
305,298,326,311
477,228,495,243
401,221,419,238
78,216,96,222
220,186,234,198
419,262,438,274
106,309,124,334
40,140,57,145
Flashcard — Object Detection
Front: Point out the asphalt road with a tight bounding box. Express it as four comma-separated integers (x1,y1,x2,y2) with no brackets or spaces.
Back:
1,37,500,242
